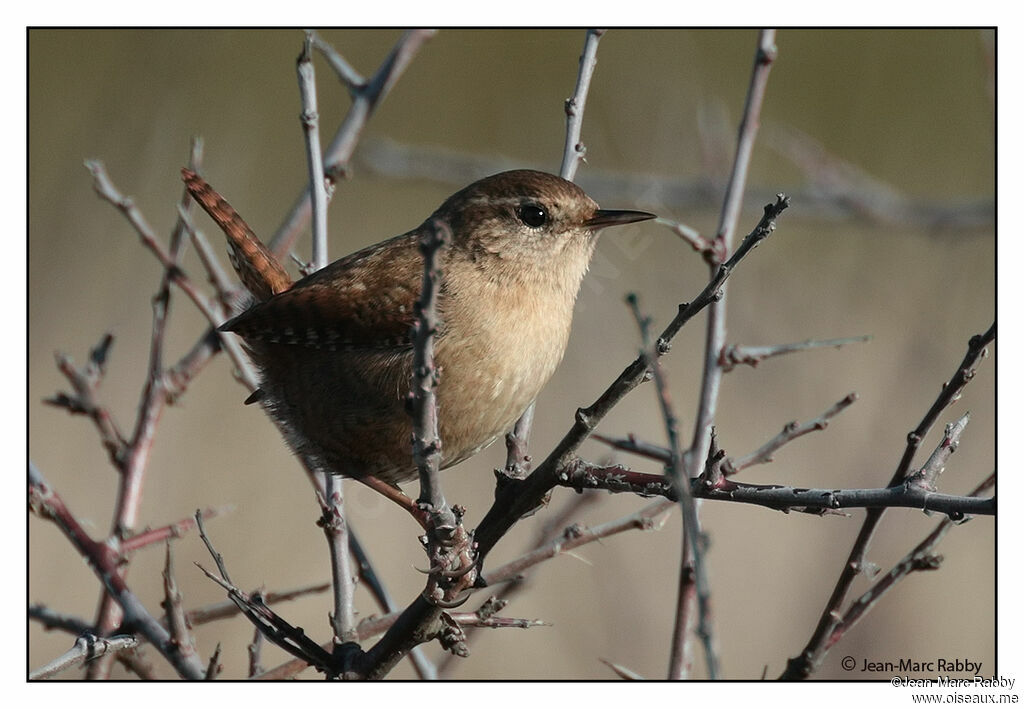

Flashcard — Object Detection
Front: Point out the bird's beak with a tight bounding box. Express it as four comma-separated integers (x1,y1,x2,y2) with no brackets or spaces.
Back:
586,209,657,229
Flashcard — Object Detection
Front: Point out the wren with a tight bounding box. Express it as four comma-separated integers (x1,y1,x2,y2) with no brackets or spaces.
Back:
187,169,655,484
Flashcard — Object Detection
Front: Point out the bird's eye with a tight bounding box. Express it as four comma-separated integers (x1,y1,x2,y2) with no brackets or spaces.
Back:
517,203,548,228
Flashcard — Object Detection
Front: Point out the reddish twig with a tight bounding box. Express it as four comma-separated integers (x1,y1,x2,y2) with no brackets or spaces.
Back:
29,464,206,679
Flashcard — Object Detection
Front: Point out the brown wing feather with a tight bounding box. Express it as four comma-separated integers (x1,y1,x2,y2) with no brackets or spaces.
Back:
220,230,426,352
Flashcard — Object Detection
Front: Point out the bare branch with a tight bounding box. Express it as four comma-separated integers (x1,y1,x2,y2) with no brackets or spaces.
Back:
685,27,778,482
628,294,718,679
46,335,127,465
186,581,331,627
411,218,454,531
297,32,330,271
658,216,715,258
270,30,436,257
556,458,993,518
160,542,199,677
121,505,230,554
719,336,871,372
29,463,206,679
560,29,605,181
484,500,674,587
826,472,996,648
193,513,336,674
782,323,995,680
317,476,358,646
29,633,139,680
906,413,971,491
722,393,858,475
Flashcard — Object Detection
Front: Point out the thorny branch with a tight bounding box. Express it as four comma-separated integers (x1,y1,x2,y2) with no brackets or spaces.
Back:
29,464,206,679
782,323,996,680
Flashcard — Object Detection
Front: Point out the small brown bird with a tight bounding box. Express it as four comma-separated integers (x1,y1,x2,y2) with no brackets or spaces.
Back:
188,169,654,484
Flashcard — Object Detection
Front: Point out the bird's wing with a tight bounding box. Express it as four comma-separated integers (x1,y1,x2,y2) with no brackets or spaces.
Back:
220,231,427,352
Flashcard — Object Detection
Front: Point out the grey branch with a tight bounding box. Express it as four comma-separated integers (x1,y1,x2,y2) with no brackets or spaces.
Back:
826,472,996,648
29,633,139,680
557,456,993,519
629,293,719,679
270,30,436,257
560,29,605,181
719,335,871,372
411,218,455,531
782,323,995,680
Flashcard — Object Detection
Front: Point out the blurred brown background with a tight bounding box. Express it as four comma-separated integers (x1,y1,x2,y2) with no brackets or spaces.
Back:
28,29,995,680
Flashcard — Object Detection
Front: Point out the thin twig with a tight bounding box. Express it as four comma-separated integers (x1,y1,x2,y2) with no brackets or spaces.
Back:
85,161,232,331
347,218,471,680
318,476,358,646
685,27,778,482
666,32,777,679
628,294,718,679
600,656,646,680
906,413,971,491
658,216,716,258
80,150,208,677
270,30,435,257
186,581,331,627
503,404,536,480
297,32,330,271
484,499,674,587
719,335,871,372
176,207,239,306
248,627,265,678
121,505,231,554
193,513,337,674
161,542,197,667
46,335,127,465
721,393,858,475
295,37,357,644
595,394,858,480
29,605,97,637
560,29,605,181
205,643,223,680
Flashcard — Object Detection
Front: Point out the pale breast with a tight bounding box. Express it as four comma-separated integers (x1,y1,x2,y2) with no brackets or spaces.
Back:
433,269,577,466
